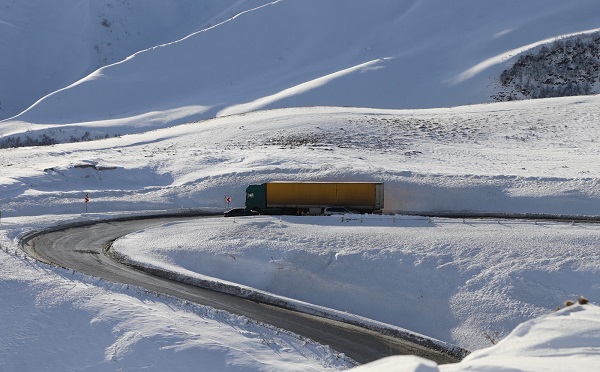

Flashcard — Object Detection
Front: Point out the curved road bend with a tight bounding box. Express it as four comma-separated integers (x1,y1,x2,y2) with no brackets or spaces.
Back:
22,216,462,365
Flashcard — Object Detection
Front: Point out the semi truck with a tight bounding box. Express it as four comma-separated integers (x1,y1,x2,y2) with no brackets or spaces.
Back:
245,181,384,215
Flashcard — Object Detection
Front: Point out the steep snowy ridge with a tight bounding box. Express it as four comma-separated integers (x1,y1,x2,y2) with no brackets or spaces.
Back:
0,0,273,121
2,0,600,143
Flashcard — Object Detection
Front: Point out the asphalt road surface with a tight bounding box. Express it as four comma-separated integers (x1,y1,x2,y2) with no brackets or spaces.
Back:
22,215,462,365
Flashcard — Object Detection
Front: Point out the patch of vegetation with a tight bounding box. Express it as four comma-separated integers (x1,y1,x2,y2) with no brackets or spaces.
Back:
0,134,58,148
494,33,600,101
258,115,485,157
0,131,114,149
264,133,326,148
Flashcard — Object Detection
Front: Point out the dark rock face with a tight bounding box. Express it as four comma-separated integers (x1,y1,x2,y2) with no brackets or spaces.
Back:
494,32,600,101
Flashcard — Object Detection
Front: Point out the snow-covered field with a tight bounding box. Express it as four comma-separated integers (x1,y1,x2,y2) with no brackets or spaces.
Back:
2,0,600,370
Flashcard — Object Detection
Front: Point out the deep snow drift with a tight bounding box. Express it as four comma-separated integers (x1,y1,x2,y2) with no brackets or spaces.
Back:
354,303,600,372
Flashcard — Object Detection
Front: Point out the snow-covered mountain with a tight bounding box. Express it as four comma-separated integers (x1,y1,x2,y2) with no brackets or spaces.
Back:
2,0,600,143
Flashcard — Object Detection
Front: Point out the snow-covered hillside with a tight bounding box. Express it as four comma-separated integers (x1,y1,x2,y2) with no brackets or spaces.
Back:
2,0,600,144
2,96,600,218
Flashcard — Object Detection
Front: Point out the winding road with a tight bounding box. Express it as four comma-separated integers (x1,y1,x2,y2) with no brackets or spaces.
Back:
21,214,462,365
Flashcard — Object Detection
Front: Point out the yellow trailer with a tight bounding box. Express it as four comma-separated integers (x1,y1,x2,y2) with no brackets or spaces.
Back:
245,182,384,214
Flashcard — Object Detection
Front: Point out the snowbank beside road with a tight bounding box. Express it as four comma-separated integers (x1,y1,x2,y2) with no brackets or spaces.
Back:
112,214,600,352
354,303,600,372
0,214,352,371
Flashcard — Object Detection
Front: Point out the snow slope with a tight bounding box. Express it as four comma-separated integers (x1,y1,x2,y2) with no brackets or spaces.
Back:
3,96,600,218
2,0,600,142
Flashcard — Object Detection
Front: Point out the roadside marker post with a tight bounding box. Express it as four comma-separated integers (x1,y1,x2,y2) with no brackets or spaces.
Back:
85,193,89,213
